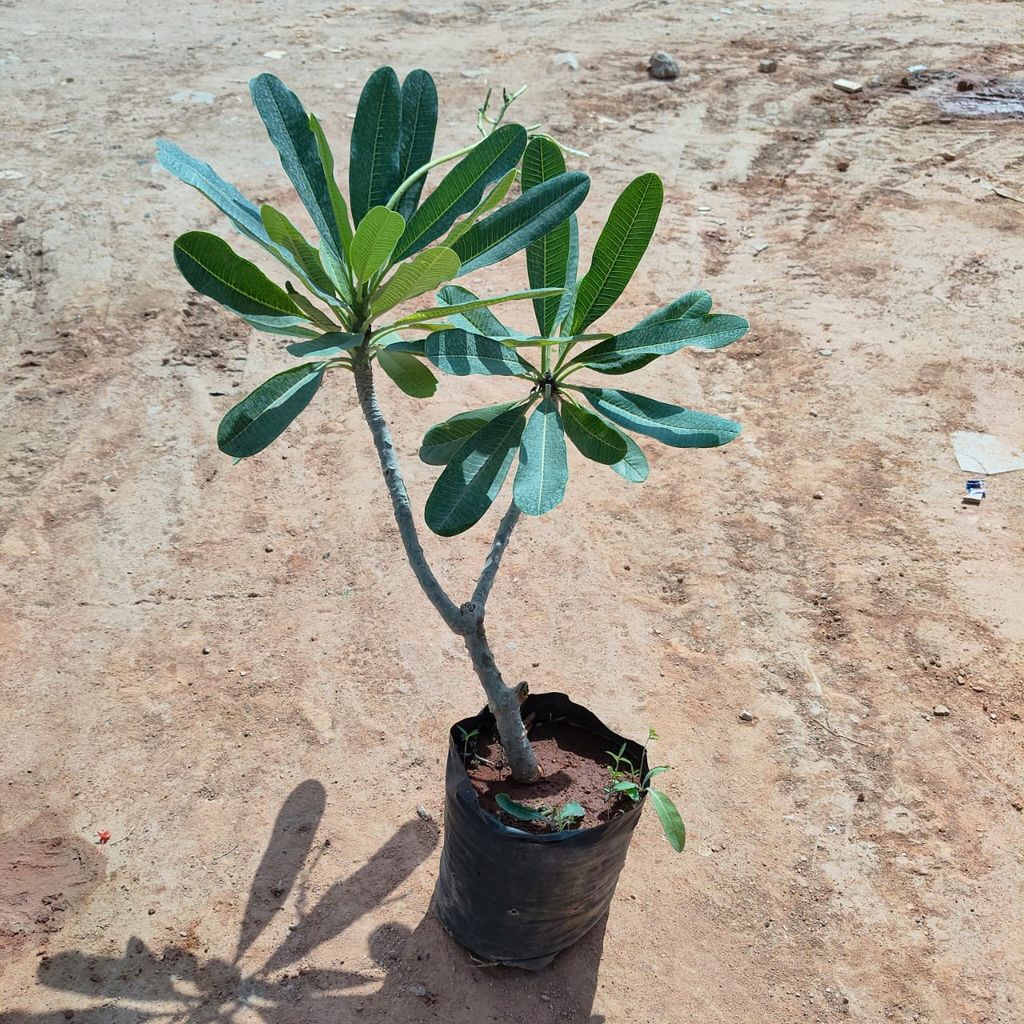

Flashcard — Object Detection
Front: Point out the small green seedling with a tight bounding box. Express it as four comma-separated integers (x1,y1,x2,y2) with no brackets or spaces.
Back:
456,725,480,762
495,793,585,832
605,729,686,852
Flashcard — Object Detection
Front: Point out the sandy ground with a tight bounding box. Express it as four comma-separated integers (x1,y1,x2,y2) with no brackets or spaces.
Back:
2,0,1023,1021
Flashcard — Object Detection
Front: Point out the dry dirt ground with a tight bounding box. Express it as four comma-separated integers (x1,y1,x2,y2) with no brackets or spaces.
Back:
2,0,1023,1021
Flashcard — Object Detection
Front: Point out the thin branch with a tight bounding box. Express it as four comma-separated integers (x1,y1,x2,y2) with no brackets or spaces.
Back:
352,351,463,631
471,500,521,610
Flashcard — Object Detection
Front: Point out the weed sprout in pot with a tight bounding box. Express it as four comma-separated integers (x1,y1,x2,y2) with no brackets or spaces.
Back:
160,67,748,968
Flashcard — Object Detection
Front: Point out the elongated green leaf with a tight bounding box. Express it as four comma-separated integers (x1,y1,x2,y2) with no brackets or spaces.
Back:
514,396,568,516
581,388,741,448
250,74,344,260
572,173,664,333
522,138,571,335
602,417,650,482
427,329,537,378
419,402,519,465
285,283,337,331
174,232,302,321
239,315,320,338
286,333,362,358
436,285,524,339
370,247,461,317
561,400,627,465
309,113,354,251
396,70,438,221
348,206,406,282
377,349,437,398
349,67,402,225
636,290,712,329
556,215,580,336
573,314,749,374
495,794,546,822
425,403,529,536
444,167,517,247
383,336,426,356
260,205,337,302
395,287,563,326
318,240,355,306
394,124,527,260
649,788,686,852
452,171,590,276
218,363,325,458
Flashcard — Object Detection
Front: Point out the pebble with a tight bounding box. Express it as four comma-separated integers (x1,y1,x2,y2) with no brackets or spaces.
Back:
264,544,274,553
836,159,850,172
416,804,434,822
201,646,210,655
408,983,428,998
813,491,824,500
739,710,754,722
833,78,863,94
758,59,778,73
818,348,833,356
460,68,487,79
932,704,951,717
648,51,679,80
553,52,578,71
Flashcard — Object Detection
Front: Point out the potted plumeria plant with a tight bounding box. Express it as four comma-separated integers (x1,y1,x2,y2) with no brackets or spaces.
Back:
159,66,748,968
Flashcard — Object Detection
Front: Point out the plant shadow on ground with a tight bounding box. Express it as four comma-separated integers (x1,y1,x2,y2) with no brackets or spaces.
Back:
7,781,607,1023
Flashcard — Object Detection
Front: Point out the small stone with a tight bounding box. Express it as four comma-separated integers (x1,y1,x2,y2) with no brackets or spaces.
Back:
264,544,274,553
932,704,951,717
940,152,956,162
201,646,210,655
833,78,863,94
857,793,865,802
1011,800,1023,812
540,994,551,1002
460,68,487,79
739,710,754,722
553,52,578,71
758,59,778,73
648,51,679,80
836,159,850,172
416,804,434,822
956,78,975,92
148,908,156,916
408,983,428,998
813,491,824,500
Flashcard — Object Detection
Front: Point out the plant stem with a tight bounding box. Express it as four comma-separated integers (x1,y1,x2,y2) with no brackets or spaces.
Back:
352,346,463,631
352,348,540,782
386,144,476,212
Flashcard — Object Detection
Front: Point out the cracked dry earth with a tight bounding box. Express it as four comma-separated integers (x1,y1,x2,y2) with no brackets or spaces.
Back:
1,1,1022,1022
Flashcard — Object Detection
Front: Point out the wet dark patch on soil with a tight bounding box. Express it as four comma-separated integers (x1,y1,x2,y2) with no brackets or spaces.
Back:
464,721,634,832
934,77,1024,119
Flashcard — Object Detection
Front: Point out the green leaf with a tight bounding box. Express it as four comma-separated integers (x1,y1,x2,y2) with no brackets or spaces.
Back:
606,423,649,483
436,285,523,339
443,167,517,247
285,283,337,331
522,137,571,335
217,363,325,458
396,70,439,221
556,215,580,336
452,172,590,276
318,240,355,306
348,206,407,282
611,780,641,800
573,314,749,374
649,788,686,852
309,113,354,252
636,289,712,328
643,766,670,786
581,388,741,448
286,333,362,358
557,802,585,822
240,315,320,339
173,231,301,320
426,329,537,378
419,402,520,465
561,400,627,465
395,287,563,326
425,403,529,536
370,247,461,318
494,794,546,822
572,173,664,333
383,336,426,356
394,124,527,260
349,66,402,225
513,396,568,516
249,74,344,260
260,205,338,302
377,349,437,398
156,140,276,249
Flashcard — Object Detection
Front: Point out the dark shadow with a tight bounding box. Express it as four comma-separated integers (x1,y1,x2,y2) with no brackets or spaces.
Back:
6,781,606,1023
